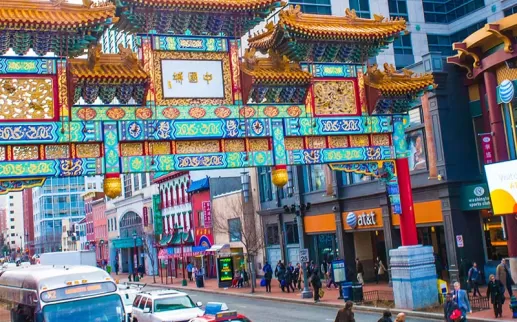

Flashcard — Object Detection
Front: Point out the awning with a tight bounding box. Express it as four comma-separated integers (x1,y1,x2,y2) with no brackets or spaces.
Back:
205,244,230,252
186,177,209,193
111,237,143,249
159,234,172,246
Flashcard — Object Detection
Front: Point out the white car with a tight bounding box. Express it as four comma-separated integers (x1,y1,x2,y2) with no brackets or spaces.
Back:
131,289,203,322
118,284,144,321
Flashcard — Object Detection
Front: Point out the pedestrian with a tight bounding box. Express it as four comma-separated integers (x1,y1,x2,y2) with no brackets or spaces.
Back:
444,293,459,322
452,281,472,319
375,257,386,284
327,265,338,289
467,262,481,297
496,258,507,294
356,258,364,284
187,261,193,282
504,259,514,297
114,261,119,275
275,261,284,287
297,263,303,290
284,267,295,293
394,313,405,322
138,264,144,279
192,265,198,279
293,263,300,290
377,310,392,322
487,274,504,318
232,270,241,288
334,300,355,322
263,262,273,293
310,270,322,303
321,260,328,284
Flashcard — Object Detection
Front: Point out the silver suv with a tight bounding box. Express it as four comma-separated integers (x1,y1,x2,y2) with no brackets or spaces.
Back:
131,290,203,322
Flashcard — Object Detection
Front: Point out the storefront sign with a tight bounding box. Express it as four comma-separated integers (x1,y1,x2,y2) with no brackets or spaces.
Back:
456,235,464,248
346,212,377,228
299,249,309,263
485,159,517,215
152,195,163,235
460,183,491,211
480,133,494,165
217,257,234,287
202,201,212,228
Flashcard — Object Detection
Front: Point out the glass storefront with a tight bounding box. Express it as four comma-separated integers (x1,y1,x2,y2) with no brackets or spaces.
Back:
416,226,447,279
309,233,338,269
483,215,508,260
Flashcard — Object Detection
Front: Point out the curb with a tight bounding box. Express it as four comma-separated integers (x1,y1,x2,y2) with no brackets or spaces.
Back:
118,279,506,322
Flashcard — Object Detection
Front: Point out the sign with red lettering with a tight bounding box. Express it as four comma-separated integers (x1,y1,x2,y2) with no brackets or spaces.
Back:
480,133,494,164
143,207,149,227
202,201,212,228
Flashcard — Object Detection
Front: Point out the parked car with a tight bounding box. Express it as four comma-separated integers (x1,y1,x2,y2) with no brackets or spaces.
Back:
131,289,203,322
118,283,145,322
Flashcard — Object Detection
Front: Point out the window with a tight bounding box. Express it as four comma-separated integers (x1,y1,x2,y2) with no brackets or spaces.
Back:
9,203,13,207
388,0,408,19
144,298,152,311
198,211,205,228
266,224,280,246
11,241,15,244
9,211,13,214
258,167,273,202
133,174,140,191
289,0,332,15
10,218,14,222
285,222,299,244
228,218,242,242
504,5,517,17
10,226,14,229
140,173,147,189
407,129,427,171
350,0,370,18
123,175,132,198
393,34,414,69
305,164,326,191
9,195,13,199
423,0,484,23
427,20,486,56
133,295,142,308
10,233,15,237
408,107,423,126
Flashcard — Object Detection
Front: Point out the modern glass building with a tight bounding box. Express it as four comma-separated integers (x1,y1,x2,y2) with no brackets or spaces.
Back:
33,176,103,254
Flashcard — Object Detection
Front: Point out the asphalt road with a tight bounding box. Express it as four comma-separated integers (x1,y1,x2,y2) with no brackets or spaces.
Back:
143,286,438,322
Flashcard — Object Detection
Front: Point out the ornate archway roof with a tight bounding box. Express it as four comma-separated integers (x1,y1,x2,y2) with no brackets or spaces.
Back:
0,0,116,56
114,0,282,36
248,6,407,62
365,63,436,96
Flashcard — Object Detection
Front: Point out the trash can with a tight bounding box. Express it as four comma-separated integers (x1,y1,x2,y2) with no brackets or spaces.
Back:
352,283,363,303
195,275,204,288
341,282,353,301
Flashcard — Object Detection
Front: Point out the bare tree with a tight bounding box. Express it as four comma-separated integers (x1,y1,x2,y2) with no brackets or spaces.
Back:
141,233,158,283
212,190,264,293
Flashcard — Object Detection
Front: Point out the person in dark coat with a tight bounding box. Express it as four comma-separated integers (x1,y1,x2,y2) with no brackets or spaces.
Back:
504,262,514,297
444,293,459,322
334,301,355,322
283,268,295,293
263,262,273,293
377,310,392,322
114,261,119,275
310,270,322,303
487,274,504,318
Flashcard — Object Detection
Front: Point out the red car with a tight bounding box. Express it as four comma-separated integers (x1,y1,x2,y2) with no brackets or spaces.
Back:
189,310,251,322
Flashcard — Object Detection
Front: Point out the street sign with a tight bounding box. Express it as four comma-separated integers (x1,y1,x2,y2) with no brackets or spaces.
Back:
456,235,464,248
299,249,309,263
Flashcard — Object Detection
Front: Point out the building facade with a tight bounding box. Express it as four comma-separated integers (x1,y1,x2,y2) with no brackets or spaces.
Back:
92,194,108,265
22,189,34,255
5,192,24,253
33,176,103,254
0,208,7,255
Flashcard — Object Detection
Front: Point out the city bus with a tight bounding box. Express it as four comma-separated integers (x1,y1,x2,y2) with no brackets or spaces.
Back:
0,265,126,322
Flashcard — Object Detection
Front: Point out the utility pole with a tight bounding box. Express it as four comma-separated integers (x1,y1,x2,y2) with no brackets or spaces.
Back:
295,209,313,299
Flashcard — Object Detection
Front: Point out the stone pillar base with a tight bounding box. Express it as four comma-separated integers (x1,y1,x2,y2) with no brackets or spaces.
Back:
390,245,438,310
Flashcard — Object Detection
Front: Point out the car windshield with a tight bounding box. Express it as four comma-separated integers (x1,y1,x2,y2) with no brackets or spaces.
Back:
41,294,124,322
121,292,137,306
154,296,196,312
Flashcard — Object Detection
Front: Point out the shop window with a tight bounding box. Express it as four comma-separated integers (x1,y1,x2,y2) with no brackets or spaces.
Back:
266,224,280,246
285,222,299,244
228,218,242,242
406,129,428,171
350,0,371,18
258,167,273,202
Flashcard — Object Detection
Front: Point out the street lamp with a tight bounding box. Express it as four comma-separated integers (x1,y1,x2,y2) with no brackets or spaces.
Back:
178,226,187,286
99,239,105,268
240,171,250,203
132,232,139,279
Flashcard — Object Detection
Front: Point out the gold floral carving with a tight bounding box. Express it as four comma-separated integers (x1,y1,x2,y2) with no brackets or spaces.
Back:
329,136,349,148
248,139,269,151
121,143,143,157
349,135,370,147
0,77,54,120
313,81,357,115
153,51,232,106
45,145,70,159
176,140,220,154
306,136,326,149
58,65,69,119
149,142,171,155
230,42,242,102
0,147,5,161
285,137,304,150
12,145,39,160
76,144,101,158
371,134,390,146
224,139,245,152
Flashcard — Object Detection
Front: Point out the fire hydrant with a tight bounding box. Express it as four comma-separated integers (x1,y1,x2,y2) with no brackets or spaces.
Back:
510,296,517,318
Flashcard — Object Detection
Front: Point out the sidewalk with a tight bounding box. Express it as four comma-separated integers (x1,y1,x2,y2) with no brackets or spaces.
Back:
112,273,514,321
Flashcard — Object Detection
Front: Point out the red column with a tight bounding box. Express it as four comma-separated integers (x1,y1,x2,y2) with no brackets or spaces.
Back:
484,71,517,260
395,158,418,246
